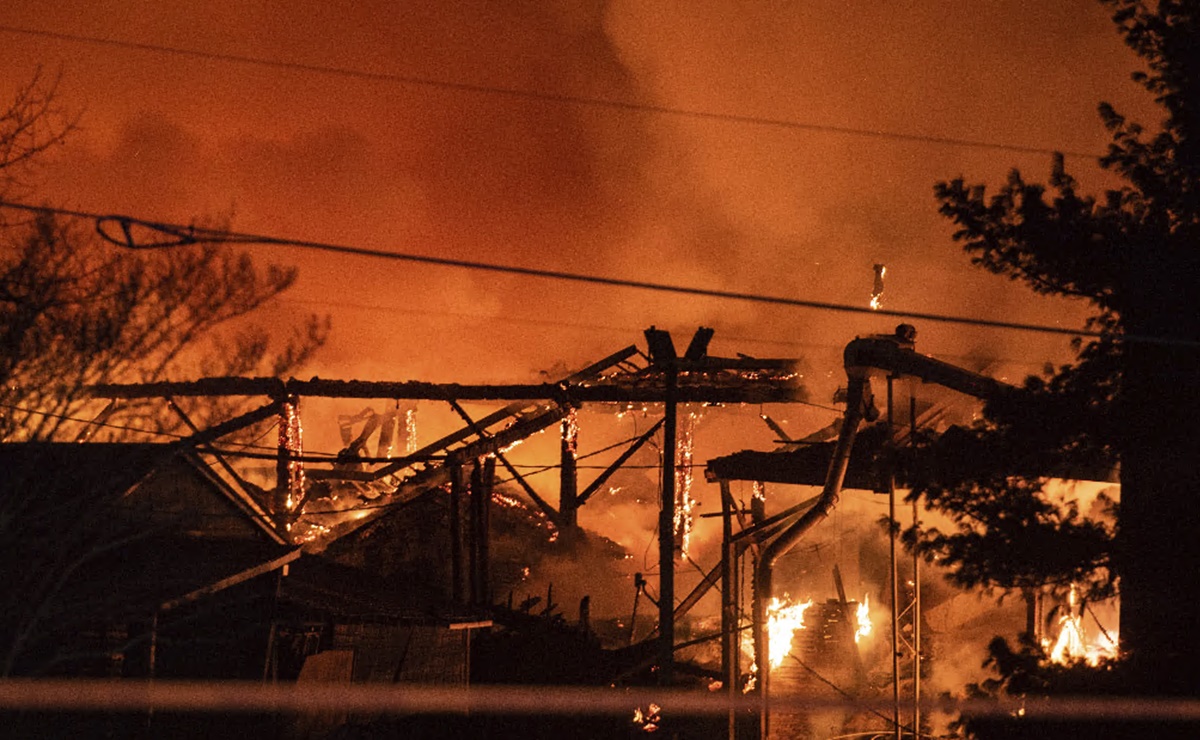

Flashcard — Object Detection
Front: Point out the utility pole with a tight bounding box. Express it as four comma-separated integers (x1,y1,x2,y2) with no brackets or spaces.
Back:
658,359,677,685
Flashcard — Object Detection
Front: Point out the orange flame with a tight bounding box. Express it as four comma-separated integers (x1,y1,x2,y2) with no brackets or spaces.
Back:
766,595,813,667
855,594,872,643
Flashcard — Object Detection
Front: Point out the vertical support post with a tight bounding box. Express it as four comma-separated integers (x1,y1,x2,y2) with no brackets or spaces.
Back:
471,455,494,606
560,407,579,529
275,400,291,525
468,459,481,606
888,375,901,740
146,610,159,732
750,482,767,740
721,481,739,740
275,393,304,533
450,462,465,605
262,568,284,682
148,611,159,680
658,362,678,685
910,392,921,738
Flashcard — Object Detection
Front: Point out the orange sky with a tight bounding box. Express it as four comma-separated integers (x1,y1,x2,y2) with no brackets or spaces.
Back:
1,3,1144,665
0,1,1157,391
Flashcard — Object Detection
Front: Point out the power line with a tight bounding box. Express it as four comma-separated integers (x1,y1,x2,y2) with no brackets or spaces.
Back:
0,24,1104,160
278,297,1069,371
0,400,185,441
0,199,1110,341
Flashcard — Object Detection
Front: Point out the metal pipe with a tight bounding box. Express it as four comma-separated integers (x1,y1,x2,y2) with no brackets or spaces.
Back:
753,374,870,739
911,391,921,738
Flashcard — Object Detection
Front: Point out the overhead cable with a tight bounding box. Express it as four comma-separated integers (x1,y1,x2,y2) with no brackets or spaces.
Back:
0,24,1103,159
0,199,1116,341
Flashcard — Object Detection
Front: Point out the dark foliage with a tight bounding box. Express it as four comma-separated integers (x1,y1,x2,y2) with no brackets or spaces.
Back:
913,1,1200,735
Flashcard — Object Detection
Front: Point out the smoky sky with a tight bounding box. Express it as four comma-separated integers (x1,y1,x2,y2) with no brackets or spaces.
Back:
0,0,1157,387
2,3,1138,685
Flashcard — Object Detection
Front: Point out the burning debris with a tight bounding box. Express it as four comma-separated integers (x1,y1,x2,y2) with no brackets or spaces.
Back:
673,409,700,557
871,263,887,310
632,703,662,733
1046,586,1119,666
765,595,815,668
279,395,305,520
855,594,872,643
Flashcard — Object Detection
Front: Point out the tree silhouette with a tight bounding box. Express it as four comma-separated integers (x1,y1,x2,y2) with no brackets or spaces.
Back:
1,71,328,442
0,72,326,680
908,0,1200,733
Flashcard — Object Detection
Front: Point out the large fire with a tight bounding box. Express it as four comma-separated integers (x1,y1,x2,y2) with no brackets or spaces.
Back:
280,396,305,513
673,411,699,556
766,595,814,668
1046,586,1119,666
855,594,872,643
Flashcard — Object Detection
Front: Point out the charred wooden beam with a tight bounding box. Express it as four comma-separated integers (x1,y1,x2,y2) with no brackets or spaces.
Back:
559,409,579,529
658,361,677,685
172,399,284,451
675,560,721,623
160,548,301,611
469,456,494,607
721,480,739,725
91,378,805,404
450,463,466,605
575,417,665,507
447,399,564,528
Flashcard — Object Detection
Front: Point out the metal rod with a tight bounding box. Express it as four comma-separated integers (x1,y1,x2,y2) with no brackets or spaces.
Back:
888,375,901,740
911,391,921,738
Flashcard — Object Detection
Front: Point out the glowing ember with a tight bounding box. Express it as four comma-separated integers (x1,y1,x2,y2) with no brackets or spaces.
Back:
562,407,579,458
855,594,872,643
632,702,661,732
404,407,417,455
279,396,305,513
870,263,887,310
494,490,525,509
673,410,699,556
767,595,813,667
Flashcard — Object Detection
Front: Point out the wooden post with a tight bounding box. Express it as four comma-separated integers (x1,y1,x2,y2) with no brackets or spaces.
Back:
450,463,465,605
658,362,677,685
471,455,494,606
721,480,739,740
559,408,579,529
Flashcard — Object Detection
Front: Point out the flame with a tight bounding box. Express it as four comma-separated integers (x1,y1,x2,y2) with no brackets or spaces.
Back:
855,594,872,643
766,595,813,667
404,407,417,455
673,410,699,556
279,396,305,513
562,407,579,458
751,481,766,504
1045,585,1119,666
870,263,886,310
632,703,661,733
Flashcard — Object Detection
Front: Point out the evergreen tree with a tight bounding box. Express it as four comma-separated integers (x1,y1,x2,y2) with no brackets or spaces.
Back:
911,0,1200,732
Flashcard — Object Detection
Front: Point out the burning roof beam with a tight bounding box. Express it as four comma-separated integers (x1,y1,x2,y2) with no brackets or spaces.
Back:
447,398,565,528
574,417,665,506
89,378,805,404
